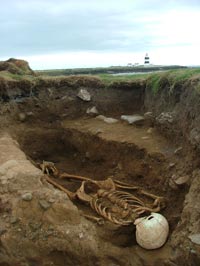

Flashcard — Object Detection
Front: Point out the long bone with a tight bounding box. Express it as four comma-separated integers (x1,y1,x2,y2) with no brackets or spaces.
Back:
44,175,76,200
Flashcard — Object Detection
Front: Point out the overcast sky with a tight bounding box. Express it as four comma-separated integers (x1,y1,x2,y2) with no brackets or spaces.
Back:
0,0,200,69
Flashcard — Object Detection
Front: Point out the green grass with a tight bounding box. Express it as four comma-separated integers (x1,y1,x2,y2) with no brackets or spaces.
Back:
0,71,23,80
147,68,200,94
166,68,200,83
45,68,200,90
97,68,200,88
0,71,35,81
1,66,200,94
36,65,186,77
96,73,150,84
148,73,161,94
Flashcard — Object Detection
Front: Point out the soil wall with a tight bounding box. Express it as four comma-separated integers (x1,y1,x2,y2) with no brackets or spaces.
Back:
0,76,145,125
144,76,200,265
144,76,200,150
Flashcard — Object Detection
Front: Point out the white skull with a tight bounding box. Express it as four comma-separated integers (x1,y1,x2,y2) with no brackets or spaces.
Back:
134,213,169,250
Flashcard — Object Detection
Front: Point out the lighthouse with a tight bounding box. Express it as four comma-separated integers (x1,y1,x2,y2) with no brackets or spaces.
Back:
144,53,150,65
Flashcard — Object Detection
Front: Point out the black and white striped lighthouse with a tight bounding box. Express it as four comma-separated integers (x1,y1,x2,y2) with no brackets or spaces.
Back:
144,53,150,65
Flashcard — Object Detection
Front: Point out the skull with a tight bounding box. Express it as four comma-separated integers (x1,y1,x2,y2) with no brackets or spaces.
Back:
134,212,169,250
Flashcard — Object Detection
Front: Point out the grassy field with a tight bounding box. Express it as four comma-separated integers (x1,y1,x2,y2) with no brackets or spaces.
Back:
96,72,150,84
1,66,200,95
35,65,186,76
94,67,200,85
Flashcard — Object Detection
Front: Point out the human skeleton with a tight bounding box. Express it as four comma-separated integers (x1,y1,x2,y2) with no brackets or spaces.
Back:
40,161,166,225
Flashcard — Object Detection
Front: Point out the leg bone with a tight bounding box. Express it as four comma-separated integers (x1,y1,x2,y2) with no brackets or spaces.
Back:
44,175,76,200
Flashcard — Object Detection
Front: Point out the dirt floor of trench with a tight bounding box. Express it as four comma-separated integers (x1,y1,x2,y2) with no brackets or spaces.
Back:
10,115,188,249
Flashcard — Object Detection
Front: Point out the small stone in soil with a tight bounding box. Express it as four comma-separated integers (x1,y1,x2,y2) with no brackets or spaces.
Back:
188,234,200,245
10,216,19,224
39,199,51,210
21,192,33,201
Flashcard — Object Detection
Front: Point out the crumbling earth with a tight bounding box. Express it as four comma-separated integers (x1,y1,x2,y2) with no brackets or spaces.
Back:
0,60,200,265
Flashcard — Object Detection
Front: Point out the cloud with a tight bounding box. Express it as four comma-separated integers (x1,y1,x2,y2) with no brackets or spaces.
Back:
0,0,200,67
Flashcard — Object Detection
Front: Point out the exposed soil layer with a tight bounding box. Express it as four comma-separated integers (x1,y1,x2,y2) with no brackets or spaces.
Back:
0,73,200,265
15,122,185,230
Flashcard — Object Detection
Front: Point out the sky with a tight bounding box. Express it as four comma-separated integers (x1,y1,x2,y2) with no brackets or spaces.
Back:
0,0,200,69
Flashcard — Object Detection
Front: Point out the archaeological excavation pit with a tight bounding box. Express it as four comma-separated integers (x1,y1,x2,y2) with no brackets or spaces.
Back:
11,111,188,262
0,71,200,266
15,123,187,242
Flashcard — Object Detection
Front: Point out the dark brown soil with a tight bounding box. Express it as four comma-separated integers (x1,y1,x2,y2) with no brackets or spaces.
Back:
0,73,200,265
13,121,186,238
